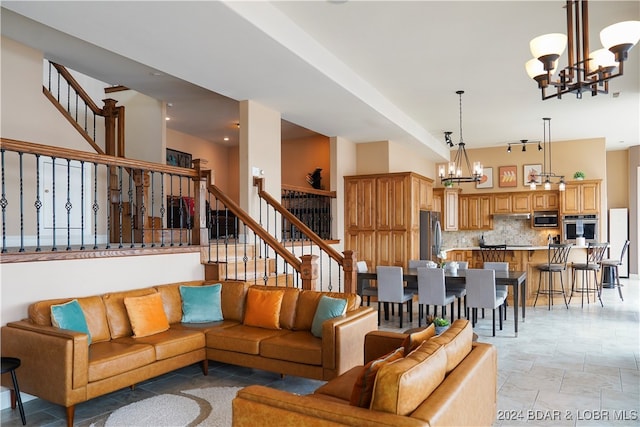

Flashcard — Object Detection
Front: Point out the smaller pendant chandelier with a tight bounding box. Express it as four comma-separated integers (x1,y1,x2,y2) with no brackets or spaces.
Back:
528,118,565,191
439,90,483,185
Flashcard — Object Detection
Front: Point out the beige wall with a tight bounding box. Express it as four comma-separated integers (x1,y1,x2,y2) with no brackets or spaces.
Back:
388,140,436,178
436,138,607,193
356,141,390,174
606,150,629,209
1,37,89,150
281,135,330,189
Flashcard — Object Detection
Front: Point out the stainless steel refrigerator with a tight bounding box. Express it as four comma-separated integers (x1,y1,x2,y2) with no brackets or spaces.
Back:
419,210,442,263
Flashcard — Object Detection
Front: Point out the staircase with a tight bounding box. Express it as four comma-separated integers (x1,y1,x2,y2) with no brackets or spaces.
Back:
202,243,294,286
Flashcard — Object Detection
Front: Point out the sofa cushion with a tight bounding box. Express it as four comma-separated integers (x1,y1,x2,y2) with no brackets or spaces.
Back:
370,340,446,416
243,287,284,330
88,341,156,382
180,284,223,323
349,346,404,408
260,331,323,366
124,293,170,338
155,281,204,324
206,324,288,355
402,324,435,355
114,328,205,360
430,319,473,374
102,288,157,339
220,281,251,322
50,299,92,344
29,296,111,343
311,296,347,338
293,291,323,330
314,365,363,401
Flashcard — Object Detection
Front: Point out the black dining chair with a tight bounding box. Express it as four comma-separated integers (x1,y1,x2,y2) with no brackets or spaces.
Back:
479,244,507,262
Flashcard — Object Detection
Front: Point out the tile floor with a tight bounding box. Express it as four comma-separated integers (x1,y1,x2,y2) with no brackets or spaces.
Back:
1,277,638,426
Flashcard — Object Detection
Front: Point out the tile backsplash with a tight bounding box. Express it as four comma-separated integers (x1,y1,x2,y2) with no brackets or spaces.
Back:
442,218,560,248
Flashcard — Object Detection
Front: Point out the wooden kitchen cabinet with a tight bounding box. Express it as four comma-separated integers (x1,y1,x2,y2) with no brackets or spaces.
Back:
512,192,531,213
459,194,492,230
532,192,559,210
561,180,600,215
344,172,434,268
493,192,530,214
443,188,460,231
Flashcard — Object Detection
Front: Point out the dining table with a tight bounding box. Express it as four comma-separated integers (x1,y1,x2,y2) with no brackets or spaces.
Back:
357,268,527,335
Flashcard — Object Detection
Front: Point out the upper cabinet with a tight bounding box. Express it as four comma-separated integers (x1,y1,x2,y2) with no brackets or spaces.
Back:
443,188,460,231
459,194,492,230
561,180,601,215
532,192,559,210
493,192,531,214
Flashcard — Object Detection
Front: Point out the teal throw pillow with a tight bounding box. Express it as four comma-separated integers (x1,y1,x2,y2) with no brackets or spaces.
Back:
180,284,223,323
311,295,348,338
50,299,92,344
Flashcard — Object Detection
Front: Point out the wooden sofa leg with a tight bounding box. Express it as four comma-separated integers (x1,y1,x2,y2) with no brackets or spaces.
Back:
66,405,75,427
201,359,209,376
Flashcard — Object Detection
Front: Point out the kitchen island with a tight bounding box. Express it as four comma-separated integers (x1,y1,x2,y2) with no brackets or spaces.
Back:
445,245,591,306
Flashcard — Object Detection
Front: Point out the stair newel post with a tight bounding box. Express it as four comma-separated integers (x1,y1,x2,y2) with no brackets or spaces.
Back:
191,159,209,245
342,250,358,295
102,98,119,157
300,254,319,291
133,169,150,230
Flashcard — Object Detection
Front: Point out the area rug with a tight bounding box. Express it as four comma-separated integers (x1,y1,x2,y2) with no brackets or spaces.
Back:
92,386,242,427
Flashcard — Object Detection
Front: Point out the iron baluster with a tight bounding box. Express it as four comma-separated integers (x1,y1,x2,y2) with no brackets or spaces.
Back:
105,164,111,249
140,169,146,248
0,149,7,253
51,157,57,251
128,170,134,248
118,166,123,248
18,152,24,252
92,162,99,250
80,161,85,250
169,174,174,246
150,171,155,247
35,154,42,252
159,172,165,247
65,158,72,251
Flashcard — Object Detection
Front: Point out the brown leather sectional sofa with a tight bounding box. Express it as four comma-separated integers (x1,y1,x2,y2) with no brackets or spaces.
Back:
1,280,377,427
233,319,498,426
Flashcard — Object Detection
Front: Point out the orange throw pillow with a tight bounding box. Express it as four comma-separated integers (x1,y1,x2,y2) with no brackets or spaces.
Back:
243,287,285,330
124,293,170,338
349,347,404,408
402,323,435,355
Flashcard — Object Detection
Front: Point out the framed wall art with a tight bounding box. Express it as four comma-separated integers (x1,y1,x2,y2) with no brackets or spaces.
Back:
523,164,542,186
476,167,493,189
166,148,192,168
498,165,517,188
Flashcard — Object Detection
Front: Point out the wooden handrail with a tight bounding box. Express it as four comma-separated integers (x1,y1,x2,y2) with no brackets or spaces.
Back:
50,62,102,114
41,88,105,155
281,183,336,198
207,178,302,270
254,177,344,265
0,138,198,177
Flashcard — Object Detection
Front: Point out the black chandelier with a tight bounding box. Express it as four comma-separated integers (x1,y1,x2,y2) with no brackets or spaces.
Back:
525,0,640,100
439,90,483,185
521,118,566,191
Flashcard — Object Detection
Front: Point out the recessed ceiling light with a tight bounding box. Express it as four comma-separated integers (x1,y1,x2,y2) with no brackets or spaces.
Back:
165,117,170,121
167,102,173,107
223,137,229,141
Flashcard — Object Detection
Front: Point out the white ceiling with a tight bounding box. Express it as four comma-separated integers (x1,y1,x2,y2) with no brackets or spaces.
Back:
2,1,639,164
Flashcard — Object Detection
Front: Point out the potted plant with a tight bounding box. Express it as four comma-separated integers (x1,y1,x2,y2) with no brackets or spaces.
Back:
573,171,585,180
426,316,450,334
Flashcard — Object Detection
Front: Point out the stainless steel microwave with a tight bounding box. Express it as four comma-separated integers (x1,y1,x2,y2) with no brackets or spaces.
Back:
532,211,559,227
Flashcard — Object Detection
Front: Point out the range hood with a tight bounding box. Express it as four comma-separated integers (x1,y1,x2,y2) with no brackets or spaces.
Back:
492,213,531,220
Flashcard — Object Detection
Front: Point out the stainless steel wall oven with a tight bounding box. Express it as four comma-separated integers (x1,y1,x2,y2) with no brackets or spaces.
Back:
562,215,598,244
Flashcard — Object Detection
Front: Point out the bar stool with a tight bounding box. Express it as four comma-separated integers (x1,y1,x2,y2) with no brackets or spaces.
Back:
600,240,630,301
1,357,26,425
534,243,572,310
569,242,609,307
